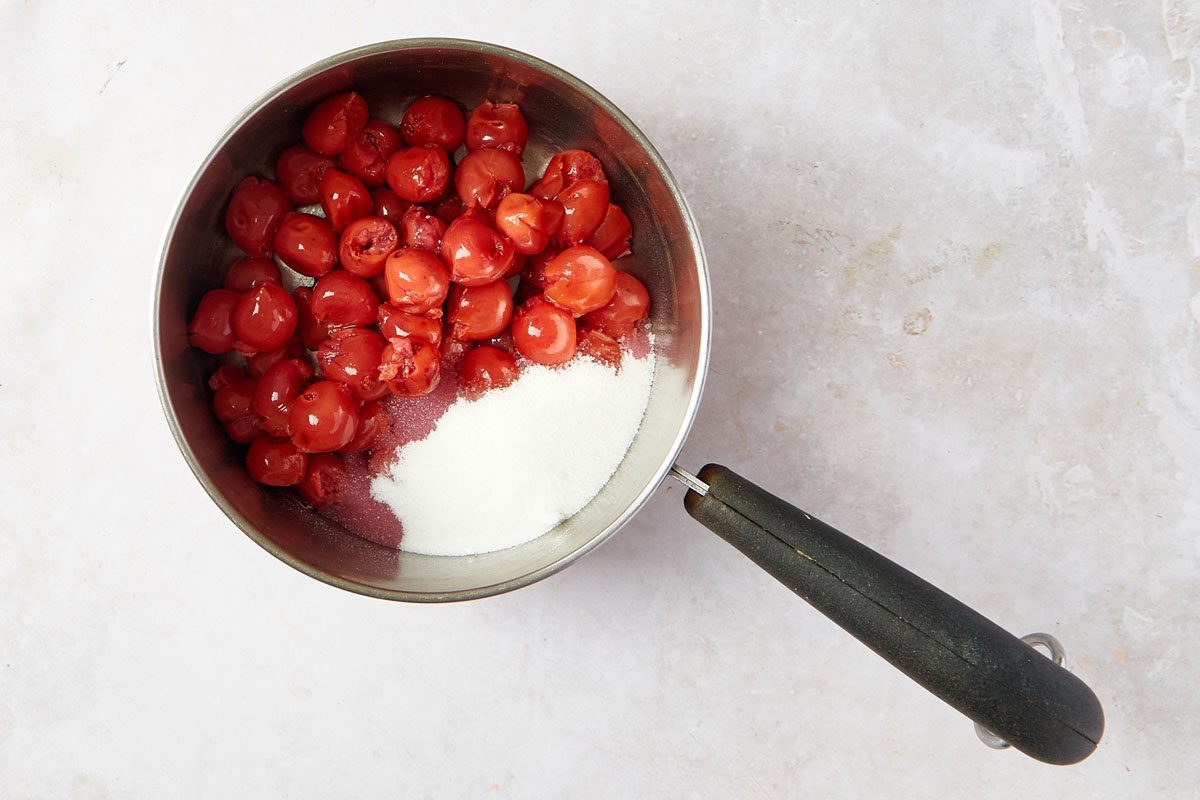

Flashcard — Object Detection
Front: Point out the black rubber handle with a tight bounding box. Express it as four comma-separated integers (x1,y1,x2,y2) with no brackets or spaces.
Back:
683,464,1103,765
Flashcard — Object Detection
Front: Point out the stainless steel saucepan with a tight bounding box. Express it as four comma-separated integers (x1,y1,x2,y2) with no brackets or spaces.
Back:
153,39,1103,765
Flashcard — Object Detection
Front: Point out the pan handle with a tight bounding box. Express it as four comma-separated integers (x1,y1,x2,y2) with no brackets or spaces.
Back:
677,463,1103,765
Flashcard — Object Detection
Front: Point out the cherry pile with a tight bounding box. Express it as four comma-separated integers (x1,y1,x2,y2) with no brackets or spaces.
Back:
188,91,651,502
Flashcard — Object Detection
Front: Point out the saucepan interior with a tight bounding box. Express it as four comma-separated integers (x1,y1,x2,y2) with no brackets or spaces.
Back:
154,39,710,601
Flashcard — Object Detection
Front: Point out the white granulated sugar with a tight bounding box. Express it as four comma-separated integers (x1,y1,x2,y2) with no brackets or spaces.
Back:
371,349,655,556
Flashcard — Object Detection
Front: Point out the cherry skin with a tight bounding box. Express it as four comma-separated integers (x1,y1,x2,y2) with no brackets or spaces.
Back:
460,345,519,396
495,193,564,255
213,375,256,424
434,195,467,224
232,282,297,352
454,149,524,210
445,281,513,341
274,212,337,278
319,169,373,232
338,120,402,187
213,377,261,444
317,327,389,401
339,216,398,278
275,145,335,205
583,203,633,260
380,337,442,396
292,286,331,349
289,380,360,453
511,296,577,365
224,257,281,293
342,400,388,453
576,326,622,368
384,248,450,314
440,216,515,286
310,270,379,328
246,437,308,486
208,364,246,391
296,452,347,506
466,101,528,156
398,205,447,254
225,177,291,258
556,179,610,246
530,150,607,199
521,248,557,291
400,96,466,151
386,144,451,203
188,289,240,354
542,245,618,315
302,91,369,156
581,271,651,338
370,187,411,222
377,304,443,346
245,338,303,379
253,358,312,418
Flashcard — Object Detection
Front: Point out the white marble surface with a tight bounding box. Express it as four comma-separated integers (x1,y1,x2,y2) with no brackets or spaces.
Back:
2,1,1198,796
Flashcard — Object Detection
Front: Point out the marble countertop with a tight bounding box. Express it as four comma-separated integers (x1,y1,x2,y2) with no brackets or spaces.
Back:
2,1,1197,796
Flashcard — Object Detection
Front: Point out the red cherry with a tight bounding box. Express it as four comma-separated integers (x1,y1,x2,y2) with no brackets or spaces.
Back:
319,169,373,232
297,453,347,506
224,257,282,293
275,145,335,205
253,358,312,417
581,271,651,338
232,282,298,352
377,304,443,346
317,327,388,401
246,437,308,486
460,345,519,396
495,193,564,255
400,95,466,151
384,249,450,314
466,101,528,156
542,246,618,315
293,286,331,350
188,289,240,354
289,380,359,453
213,377,261,444
245,338,304,379
440,217,515,286
398,205,447,253
583,203,633,260
339,120,402,186
385,144,451,203
511,296,576,365
556,180,610,246
310,271,378,329
339,216,398,278
274,212,337,278
576,326,622,368
445,281,513,341
342,401,388,453
455,149,523,210
530,150,607,199
225,177,291,258
379,337,441,396
302,91,369,156
370,187,411,222
434,195,467,224
208,364,246,391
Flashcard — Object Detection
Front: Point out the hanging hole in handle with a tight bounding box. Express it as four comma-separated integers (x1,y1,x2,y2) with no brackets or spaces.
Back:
974,632,1066,750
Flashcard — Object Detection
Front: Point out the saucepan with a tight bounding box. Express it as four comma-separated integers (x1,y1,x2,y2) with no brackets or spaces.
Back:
153,38,1103,765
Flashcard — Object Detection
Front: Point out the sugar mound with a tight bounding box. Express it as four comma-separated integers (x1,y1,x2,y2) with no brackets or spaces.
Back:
370,350,655,555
